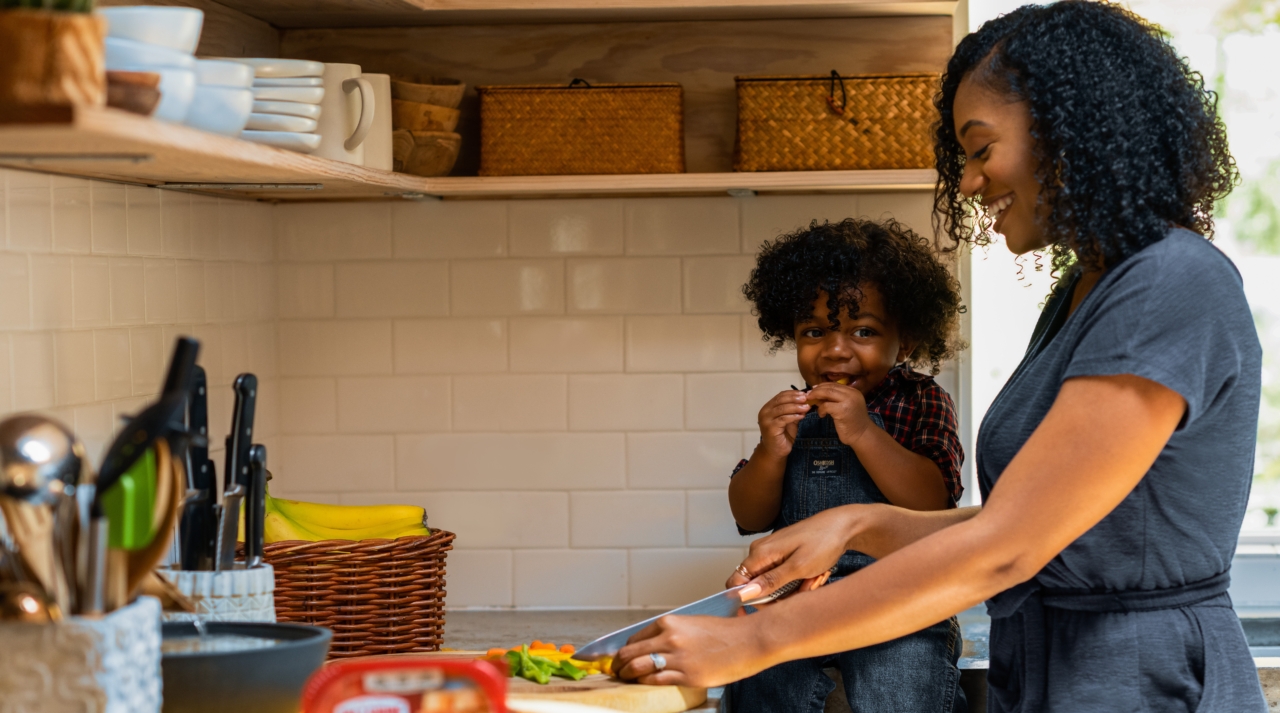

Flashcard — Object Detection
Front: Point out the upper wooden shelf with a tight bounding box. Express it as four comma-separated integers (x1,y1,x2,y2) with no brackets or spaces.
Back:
0,106,935,201
212,0,957,29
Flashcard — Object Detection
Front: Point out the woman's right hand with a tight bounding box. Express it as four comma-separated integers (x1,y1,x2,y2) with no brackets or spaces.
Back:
757,389,811,459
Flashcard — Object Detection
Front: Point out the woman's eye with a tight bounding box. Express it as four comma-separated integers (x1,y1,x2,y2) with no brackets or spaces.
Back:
969,144,991,161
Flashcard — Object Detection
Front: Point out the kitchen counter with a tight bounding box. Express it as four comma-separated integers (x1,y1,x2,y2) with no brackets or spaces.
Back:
445,609,1279,712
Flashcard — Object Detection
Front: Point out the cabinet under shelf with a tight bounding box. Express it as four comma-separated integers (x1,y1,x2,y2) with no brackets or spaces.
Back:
0,106,935,202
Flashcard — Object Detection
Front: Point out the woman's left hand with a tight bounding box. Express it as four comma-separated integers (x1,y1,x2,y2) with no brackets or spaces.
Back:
611,613,770,688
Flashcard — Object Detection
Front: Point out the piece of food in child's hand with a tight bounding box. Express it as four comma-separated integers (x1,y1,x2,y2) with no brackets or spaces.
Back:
835,377,850,385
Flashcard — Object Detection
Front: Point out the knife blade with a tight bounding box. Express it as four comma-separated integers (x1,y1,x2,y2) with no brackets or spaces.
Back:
178,366,217,571
216,374,257,571
245,444,267,568
573,585,751,661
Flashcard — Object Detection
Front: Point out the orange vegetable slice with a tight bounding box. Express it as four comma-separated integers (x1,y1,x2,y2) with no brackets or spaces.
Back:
559,644,575,654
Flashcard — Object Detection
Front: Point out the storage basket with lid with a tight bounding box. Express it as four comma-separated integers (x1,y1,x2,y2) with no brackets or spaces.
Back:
734,71,941,172
477,79,685,176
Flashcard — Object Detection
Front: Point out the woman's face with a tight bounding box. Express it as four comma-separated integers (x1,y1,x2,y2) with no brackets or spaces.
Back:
952,78,1048,254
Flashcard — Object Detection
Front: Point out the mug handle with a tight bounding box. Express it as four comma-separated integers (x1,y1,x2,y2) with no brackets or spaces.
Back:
342,77,375,151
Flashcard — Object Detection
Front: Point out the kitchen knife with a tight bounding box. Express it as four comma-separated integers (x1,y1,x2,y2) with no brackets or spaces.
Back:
178,366,217,571
215,374,256,571
245,445,266,568
573,585,752,661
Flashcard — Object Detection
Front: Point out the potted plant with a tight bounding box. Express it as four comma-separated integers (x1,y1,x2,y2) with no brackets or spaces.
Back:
0,0,105,110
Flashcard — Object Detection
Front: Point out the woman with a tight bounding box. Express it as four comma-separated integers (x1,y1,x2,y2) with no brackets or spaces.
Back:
614,2,1267,710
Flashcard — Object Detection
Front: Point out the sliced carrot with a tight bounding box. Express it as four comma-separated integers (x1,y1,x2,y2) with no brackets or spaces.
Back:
559,644,575,654
486,648,507,658
530,640,544,648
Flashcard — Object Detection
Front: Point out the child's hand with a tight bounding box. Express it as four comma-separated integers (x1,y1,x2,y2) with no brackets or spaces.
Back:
806,383,875,449
757,390,811,459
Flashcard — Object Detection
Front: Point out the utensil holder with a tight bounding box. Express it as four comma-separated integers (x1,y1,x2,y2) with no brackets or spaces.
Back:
0,596,162,713
159,565,276,623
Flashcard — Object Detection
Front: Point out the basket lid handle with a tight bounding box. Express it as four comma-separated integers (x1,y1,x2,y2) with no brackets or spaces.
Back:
569,78,593,89
826,70,848,116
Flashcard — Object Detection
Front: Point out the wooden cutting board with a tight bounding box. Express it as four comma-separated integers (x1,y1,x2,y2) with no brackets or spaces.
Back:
407,651,707,713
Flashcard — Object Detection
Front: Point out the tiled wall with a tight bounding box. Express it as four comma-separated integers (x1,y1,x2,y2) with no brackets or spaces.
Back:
270,192,959,609
0,168,279,479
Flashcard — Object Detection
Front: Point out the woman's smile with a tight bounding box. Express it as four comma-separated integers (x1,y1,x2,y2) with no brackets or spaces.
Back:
984,192,1015,232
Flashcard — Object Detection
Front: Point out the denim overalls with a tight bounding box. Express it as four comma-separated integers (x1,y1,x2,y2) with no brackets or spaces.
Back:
723,410,966,713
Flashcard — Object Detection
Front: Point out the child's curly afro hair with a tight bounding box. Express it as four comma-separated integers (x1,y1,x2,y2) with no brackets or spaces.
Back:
743,217,963,374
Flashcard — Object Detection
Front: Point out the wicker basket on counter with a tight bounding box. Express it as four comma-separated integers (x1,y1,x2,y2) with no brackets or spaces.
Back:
734,72,941,172
261,530,455,658
477,79,685,176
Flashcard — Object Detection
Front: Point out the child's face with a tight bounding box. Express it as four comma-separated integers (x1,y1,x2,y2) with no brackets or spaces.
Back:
794,286,912,393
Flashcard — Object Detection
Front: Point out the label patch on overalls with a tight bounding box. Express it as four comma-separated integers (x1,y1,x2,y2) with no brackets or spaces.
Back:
812,458,838,475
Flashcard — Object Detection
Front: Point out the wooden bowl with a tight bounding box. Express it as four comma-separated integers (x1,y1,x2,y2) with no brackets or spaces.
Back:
397,130,461,177
107,70,161,116
390,77,465,109
391,98,460,132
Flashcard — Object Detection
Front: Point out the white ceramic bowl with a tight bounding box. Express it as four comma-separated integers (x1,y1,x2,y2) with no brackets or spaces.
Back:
112,65,196,122
105,37,195,71
251,86,324,104
184,86,253,136
195,60,253,88
245,113,317,133
210,57,324,79
240,131,322,153
251,100,322,120
99,6,204,54
252,77,323,87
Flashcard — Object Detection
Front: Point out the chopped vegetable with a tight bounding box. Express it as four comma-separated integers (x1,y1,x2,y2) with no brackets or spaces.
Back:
485,642,610,684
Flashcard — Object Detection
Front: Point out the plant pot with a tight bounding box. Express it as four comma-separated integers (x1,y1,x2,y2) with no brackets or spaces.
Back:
0,8,106,109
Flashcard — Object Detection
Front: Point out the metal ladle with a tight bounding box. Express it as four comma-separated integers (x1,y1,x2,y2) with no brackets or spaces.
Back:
0,415,87,615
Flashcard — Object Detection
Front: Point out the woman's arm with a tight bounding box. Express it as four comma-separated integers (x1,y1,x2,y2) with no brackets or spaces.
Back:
616,373,1187,686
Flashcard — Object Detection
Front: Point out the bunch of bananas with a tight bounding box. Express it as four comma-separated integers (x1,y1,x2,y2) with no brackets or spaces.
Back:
243,488,430,543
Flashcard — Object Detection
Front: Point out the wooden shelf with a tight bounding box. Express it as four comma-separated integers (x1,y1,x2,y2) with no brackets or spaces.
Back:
0,106,935,201
210,0,957,29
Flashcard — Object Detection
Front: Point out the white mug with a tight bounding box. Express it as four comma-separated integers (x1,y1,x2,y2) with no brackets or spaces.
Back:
314,63,374,165
361,73,394,171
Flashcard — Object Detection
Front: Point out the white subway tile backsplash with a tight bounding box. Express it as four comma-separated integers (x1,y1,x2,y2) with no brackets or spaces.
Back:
52,177,92,254
30,254,74,329
451,260,564,316
338,376,451,433
143,258,177,324
568,374,683,431
280,378,336,434
203,261,233,323
510,199,624,256
93,329,132,400
276,203,392,261
509,317,623,373
625,198,739,255
687,491,753,547
683,256,754,314
126,185,162,256
570,491,684,548
741,314,797,371
12,332,55,410
393,200,507,259
73,402,113,464
515,550,627,608
454,374,565,432
395,319,507,374
90,182,127,255
175,261,206,324
685,372,802,430
7,171,52,253
276,434,395,492
54,331,95,406
130,327,164,396
189,196,221,259
626,432,741,489
110,257,145,326
628,548,745,607
859,192,936,240
740,194,860,254
427,492,569,549
0,335,10,413
246,322,277,379
0,253,31,330
335,261,449,318
396,433,625,491
278,263,334,319
160,191,192,257
626,315,741,372
443,550,513,608
567,258,680,314
189,324,222,385
74,256,111,328
220,323,249,378
279,320,393,376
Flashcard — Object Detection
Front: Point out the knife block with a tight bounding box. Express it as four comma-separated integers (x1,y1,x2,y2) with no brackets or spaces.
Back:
0,595,161,713
158,565,276,623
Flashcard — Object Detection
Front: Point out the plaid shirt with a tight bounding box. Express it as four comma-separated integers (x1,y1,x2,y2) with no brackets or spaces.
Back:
734,365,965,504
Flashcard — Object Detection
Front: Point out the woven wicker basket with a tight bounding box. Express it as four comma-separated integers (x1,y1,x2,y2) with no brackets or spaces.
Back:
261,530,455,658
734,72,940,172
477,80,685,176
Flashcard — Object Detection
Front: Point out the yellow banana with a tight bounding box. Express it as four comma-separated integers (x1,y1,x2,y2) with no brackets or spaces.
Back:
270,496,426,531
289,518,428,541
264,510,324,543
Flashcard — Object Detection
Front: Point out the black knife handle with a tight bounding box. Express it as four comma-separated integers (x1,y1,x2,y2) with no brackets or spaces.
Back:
224,373,258,491
162,337,201,402
188,366,214,492
178,493,216,571
247,445,267,565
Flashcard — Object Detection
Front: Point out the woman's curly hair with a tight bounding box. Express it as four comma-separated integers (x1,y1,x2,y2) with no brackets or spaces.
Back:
933,0,1237,277
743,217,963,374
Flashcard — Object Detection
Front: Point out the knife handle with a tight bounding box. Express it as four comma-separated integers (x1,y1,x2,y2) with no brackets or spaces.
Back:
246,445,267,567
224,373,258,491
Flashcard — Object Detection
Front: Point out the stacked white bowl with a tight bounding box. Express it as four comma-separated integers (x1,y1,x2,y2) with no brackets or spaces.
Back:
186,61,254,137
224,59,326,154
100,7,204,123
